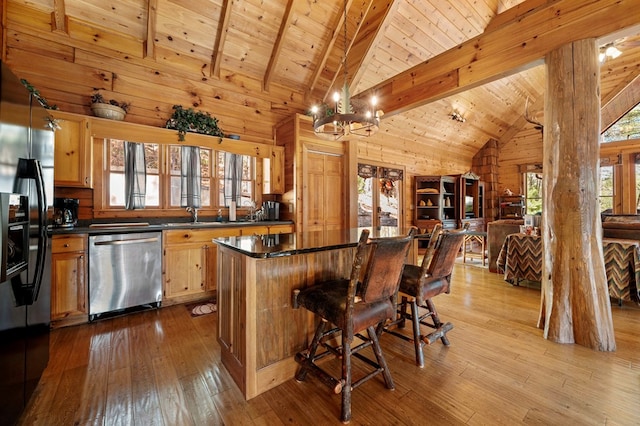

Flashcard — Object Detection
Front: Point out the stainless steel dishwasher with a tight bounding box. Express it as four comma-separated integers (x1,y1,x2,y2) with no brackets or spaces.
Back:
89,231,162,320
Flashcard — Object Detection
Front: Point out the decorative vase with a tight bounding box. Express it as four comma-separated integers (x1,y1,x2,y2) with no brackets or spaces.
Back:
91,103,126,121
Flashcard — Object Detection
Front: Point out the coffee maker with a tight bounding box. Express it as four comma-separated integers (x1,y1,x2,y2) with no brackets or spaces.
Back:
263,201,280,221
53,198,79,228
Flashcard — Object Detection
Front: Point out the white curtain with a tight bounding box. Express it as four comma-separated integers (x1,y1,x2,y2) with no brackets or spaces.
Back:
180,145,201,208
124,141,146,210
223,152,242,206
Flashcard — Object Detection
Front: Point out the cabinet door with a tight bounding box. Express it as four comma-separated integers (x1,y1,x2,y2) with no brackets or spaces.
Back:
52,111,92,187
204,243,217,292
163,243,207,299
263,146,284,194
51,251,87,320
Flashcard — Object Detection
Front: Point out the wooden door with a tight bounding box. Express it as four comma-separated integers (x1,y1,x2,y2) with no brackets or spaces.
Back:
303,150,344,243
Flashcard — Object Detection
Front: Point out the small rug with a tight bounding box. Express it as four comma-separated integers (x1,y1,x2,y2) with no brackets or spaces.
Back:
186,299,217,317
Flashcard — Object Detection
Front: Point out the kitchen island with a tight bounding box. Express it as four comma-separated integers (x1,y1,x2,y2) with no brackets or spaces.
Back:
214,229,421,399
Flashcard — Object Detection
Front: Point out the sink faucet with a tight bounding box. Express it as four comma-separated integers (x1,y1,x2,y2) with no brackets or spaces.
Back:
186,206,198,223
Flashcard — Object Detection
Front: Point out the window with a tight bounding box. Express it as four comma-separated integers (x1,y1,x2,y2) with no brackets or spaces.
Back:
107,139,160,208
357,164,403,237
602,103,640,142
100,139,255,213
600,165,614,212
524,172,542,215
168,145,213,208
217,152,255,207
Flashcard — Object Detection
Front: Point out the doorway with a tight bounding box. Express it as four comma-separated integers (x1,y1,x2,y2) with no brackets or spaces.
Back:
357,164,403,237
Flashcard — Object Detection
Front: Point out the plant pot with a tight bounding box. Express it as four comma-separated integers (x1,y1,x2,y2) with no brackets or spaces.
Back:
91,103,126,121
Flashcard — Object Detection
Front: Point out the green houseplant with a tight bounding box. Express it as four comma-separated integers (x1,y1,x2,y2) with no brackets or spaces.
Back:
90,92,129,121
165,105,224,141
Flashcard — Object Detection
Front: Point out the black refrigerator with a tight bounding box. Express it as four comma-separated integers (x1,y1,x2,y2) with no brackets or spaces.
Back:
0,62,54,424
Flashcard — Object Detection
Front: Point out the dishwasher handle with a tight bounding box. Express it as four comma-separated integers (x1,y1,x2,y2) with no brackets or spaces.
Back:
93,236,160,246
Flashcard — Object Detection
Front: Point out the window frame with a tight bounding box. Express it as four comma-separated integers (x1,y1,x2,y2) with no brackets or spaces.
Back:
93,136,262,219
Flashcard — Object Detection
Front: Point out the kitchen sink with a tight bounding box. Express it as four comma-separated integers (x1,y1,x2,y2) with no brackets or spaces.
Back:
164,222,225,227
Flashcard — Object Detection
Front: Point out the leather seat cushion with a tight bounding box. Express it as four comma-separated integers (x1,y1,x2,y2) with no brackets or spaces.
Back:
399,264,450,305
297,279,395,332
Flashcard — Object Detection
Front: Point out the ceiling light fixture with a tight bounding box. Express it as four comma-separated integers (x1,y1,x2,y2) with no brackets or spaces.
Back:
450,110,466,123
599,44,622,62
310,0,380,140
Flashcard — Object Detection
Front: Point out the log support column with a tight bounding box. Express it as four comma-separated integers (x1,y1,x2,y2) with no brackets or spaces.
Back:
539,38,616,351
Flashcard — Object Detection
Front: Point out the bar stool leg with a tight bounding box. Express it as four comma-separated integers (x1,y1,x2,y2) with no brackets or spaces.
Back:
341,335,352,424
426,298,450,346
410,300,424,368
295,320,327,382
368,325,395,389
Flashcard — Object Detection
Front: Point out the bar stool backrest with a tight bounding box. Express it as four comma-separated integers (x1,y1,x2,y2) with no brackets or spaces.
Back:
356,228,416,304
423,223,469,281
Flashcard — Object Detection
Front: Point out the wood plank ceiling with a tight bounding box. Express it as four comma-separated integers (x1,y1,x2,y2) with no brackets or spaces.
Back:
2,0,640,164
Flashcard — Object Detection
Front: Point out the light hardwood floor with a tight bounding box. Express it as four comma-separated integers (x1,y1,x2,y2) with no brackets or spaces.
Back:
19,264,640,425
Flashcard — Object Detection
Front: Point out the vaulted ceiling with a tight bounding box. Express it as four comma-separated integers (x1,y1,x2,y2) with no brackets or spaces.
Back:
3,0,640,165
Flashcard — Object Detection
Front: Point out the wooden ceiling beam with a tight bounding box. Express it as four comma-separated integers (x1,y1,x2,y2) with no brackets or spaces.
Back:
348,0,398,93
51,0,68,34
307,0,354,102
211,0,232,79
144,0,157,59
601,73,640,132
263,0,294,93
354,0,640,119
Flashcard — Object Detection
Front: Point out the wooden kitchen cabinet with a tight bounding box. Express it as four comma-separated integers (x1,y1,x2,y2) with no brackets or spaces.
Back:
162,227,242,305
52,111,92,187
265,224,294,234
51,234,88,328
263,146,285,194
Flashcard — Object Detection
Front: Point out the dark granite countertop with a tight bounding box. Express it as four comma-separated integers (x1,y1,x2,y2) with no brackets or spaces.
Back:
214,228,429,259
50,220,294,236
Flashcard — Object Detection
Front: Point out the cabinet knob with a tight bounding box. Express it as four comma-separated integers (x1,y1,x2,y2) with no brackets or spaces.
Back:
64,243,70,247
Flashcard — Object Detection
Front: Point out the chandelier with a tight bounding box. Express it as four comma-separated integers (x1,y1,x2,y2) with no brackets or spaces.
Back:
310,1,380,140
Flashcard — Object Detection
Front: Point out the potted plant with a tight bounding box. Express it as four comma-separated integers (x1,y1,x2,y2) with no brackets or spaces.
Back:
165,104,224,141
90,92,129,121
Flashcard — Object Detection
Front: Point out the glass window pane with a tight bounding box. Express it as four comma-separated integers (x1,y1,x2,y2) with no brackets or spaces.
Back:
200,149,211,207
524,172,543,215
600,165,614,212
109,173,125,206
169,146,181,176
146,175,159,206
170,175,181,206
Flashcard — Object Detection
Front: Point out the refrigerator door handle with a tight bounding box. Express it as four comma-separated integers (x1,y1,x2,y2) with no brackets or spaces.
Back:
15,158,48,303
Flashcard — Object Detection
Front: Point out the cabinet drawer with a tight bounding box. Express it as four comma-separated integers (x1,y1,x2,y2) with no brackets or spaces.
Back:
52,235,87,253
268,224,294,234
163,228,243,245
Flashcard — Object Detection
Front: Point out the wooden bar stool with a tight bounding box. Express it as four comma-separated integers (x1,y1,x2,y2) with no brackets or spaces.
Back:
292,228,416,424
385,223,467,367
463,230,487,265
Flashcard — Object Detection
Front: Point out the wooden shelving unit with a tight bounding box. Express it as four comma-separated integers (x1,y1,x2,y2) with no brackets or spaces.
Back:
414,175,458,232
499,195,526,219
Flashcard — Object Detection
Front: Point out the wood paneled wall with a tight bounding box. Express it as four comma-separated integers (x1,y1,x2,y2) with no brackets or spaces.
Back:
497,127,544,199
